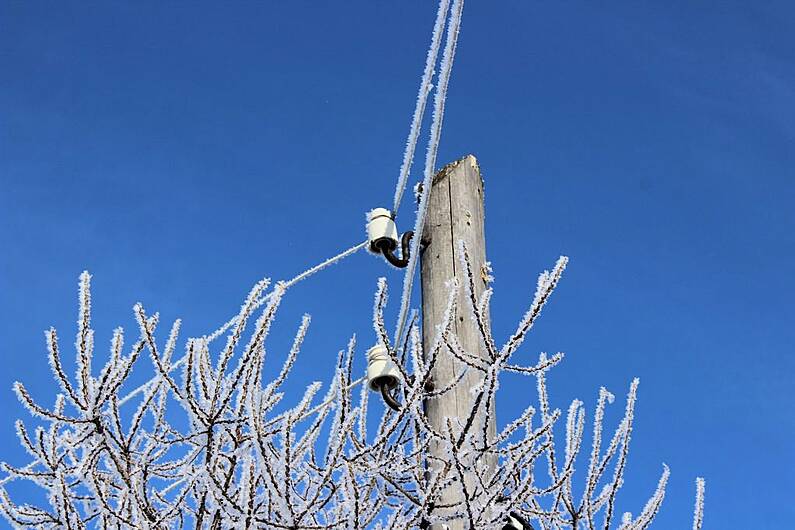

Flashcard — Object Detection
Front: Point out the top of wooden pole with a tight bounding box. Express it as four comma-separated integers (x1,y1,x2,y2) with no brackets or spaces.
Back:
429,153,483,188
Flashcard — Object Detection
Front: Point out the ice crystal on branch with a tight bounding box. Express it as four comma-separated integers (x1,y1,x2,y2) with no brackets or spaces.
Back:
2,253,704,529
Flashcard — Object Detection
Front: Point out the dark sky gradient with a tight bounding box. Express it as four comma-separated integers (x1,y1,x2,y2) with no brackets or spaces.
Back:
2,2,793,527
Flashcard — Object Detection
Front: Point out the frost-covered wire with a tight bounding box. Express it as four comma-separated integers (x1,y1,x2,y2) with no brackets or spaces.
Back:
394,0,466,347
118,240,366,406
391,0,451,213
207,239,366,343
283,240,368,290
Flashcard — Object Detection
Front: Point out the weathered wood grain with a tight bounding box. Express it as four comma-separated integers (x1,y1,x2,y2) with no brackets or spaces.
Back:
421,154,496,530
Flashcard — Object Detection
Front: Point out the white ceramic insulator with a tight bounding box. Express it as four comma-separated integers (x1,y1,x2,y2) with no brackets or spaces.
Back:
366,344,400,391
367,208,399,253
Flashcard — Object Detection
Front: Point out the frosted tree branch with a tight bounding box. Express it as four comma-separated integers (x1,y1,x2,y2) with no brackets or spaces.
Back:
2,258,704,529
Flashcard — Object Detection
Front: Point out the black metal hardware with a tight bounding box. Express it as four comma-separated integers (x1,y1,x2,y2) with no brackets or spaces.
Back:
374,231,414,268
378,380,402,412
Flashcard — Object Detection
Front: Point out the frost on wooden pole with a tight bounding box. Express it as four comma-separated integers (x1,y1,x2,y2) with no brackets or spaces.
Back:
420,154,497,529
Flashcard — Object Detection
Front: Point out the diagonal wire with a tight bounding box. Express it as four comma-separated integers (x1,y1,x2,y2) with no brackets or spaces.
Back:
119,1,466,407
392,0,452,214
118,240,367,406
393,0,465,348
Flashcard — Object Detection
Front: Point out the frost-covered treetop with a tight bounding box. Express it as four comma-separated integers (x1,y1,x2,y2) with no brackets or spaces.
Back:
1,246,704,529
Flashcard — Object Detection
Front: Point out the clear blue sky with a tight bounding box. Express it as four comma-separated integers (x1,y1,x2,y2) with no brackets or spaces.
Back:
1,1,793,527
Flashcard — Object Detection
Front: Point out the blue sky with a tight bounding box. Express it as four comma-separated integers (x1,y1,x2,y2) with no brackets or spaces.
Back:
1,1,793,527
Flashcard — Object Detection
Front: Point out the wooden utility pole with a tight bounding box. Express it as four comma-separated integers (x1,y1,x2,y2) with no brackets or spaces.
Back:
421,154,496,530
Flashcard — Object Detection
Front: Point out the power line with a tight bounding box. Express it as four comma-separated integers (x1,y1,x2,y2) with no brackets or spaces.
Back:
120,0,464,406
391,0,451,214
118,240,367,406
393,0,465,348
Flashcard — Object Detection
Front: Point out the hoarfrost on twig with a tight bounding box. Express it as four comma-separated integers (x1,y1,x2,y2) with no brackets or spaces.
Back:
2,257,703,529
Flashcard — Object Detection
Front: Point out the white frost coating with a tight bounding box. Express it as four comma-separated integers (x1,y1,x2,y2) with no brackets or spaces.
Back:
392,0,451,213
565,399,583,463
584,386,615,521
623,464,670,530
500,255,568,358
3,200,702,527
692,477,706,530
207,239,366,344
118,240,366,407
282,240,368,290
0,263,703,530
394,0,466,347
75,271,93,409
